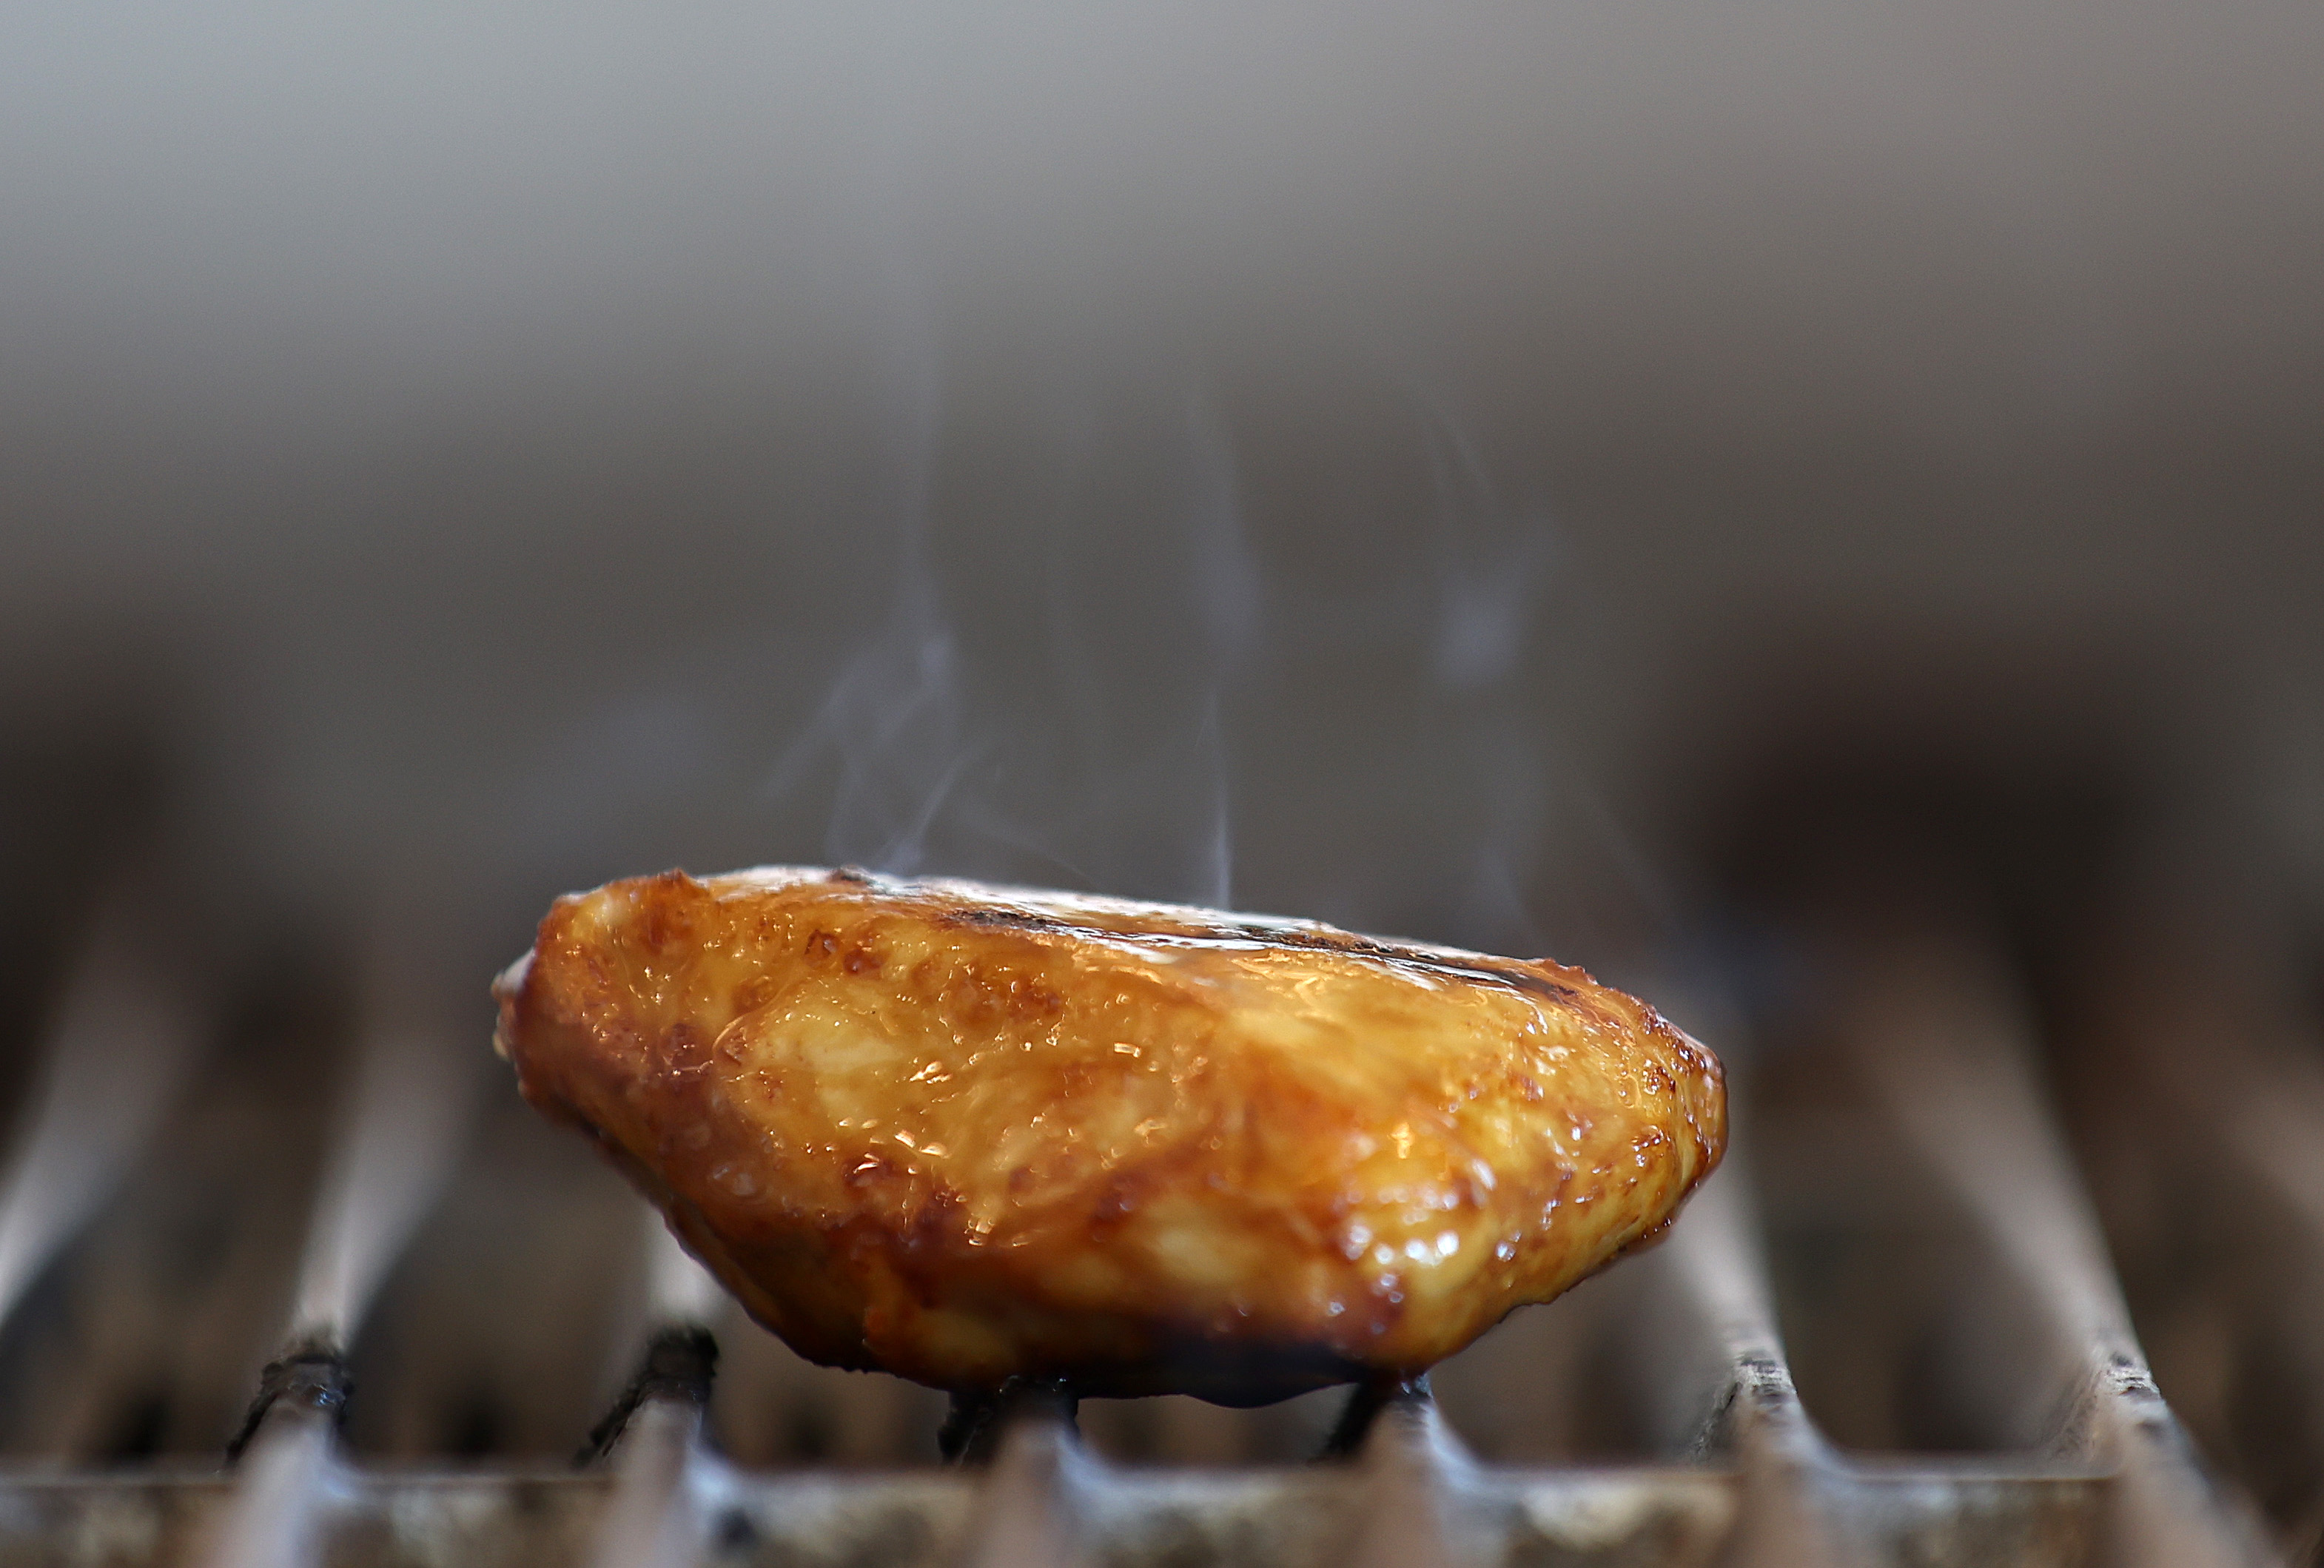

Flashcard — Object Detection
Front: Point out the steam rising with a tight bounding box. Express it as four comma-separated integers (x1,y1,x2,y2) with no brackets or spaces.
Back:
766,562,971,878
5,0,2318,976
749,366,1642,960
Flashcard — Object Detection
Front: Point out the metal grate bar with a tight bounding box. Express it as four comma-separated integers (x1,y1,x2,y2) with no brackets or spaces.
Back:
284,1022,480,1354
2065,895,2324,1563
201,972,483,1568
196,1409,340,1568
1655,1160,1858,1567
1839,912,2278,1567
1341,1387,1461,1568
0,898,197,1336
954,1413,1086,1568
588,1396,705,1568
577,1220,728,1568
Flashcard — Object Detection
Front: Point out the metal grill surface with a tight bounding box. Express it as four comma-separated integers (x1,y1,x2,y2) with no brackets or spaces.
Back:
0,878,2312,1568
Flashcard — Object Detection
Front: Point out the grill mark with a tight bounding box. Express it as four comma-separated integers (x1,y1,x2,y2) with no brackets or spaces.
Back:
937,904,1580,1002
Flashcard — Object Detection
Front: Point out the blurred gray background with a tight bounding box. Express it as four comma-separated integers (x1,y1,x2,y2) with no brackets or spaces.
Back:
4,0,2321,984
1,7,2323,1520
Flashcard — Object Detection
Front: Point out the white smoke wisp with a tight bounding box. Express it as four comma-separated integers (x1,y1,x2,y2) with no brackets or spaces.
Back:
1195,687,1234,912
1417,394,1685,961
763,373,1269,910
1179,389,1260,912
1415,398,1548,682
1408,395,1565,955
764,568,978,878
760,344,988,880
747,365,1676,960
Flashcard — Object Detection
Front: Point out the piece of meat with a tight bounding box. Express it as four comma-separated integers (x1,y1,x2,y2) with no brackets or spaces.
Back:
493,866,1725,1404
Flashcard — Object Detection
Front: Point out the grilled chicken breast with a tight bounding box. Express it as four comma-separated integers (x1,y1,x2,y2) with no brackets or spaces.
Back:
494,867,1724,1404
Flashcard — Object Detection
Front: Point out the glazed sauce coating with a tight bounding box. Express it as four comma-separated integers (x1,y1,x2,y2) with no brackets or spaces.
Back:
494,867,1726,1403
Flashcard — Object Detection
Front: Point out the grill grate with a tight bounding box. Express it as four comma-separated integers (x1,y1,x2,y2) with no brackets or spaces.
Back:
0,886,2311,1567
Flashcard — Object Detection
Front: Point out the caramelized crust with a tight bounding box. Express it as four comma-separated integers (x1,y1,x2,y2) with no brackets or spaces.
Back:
494,867,1724,1403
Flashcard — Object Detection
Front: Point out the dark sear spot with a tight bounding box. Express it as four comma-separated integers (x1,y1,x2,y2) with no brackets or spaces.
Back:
944,906,1068,933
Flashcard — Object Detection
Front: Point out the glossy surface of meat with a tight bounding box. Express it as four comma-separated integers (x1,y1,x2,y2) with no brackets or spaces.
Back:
494,867,1725,1403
